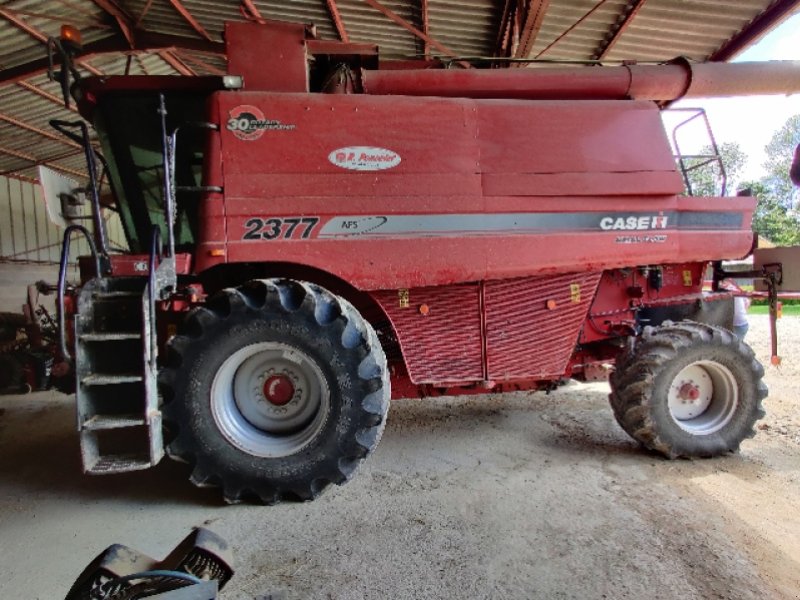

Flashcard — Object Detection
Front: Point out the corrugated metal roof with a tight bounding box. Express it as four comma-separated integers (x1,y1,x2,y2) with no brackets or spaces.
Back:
1,0,798,183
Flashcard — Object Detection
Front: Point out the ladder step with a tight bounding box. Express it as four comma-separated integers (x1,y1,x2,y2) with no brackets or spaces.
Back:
82,374,143,386
82,414,147,431
92,291,142,299
80,332,142,342
86,454,154,474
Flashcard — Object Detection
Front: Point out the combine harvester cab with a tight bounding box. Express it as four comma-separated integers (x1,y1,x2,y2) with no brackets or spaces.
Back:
40,20,800,502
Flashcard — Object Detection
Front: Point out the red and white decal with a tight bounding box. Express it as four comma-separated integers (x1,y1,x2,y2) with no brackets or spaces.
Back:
226,105,295,141
328,146,401,171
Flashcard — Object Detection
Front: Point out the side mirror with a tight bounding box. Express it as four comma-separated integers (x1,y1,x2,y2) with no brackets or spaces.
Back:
38,166,87,227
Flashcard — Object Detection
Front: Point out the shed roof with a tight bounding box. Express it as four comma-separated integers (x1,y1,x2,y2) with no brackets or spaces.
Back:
1,0,798,182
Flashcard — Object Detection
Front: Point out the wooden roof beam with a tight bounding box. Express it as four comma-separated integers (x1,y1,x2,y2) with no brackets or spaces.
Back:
0,33,224,87
0,6,104,76
514,0,551,61
535,0,611,59
158,50,196,76
362,0,470,67
593,0,647,60
90,0,136,48
420,0,429,58
16,81,79,113
0,146,86,179
0,114,82,149
175,51,226,76
167,0,214,42
710,0,800,61
326,0,349,43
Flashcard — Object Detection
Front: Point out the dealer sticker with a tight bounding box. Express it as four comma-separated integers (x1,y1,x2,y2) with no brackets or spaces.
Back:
226,105,295,141
328,146,401,171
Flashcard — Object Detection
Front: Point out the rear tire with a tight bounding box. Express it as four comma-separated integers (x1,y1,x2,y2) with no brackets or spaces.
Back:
160,279,390,503
610,321,766,458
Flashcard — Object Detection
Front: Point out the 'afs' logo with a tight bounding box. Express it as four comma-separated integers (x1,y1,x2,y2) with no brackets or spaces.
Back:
226,105,295,141
328,146,401,171
600,214,669,231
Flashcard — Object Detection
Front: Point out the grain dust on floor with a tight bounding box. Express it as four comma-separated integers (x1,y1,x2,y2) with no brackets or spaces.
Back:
0,315,798,599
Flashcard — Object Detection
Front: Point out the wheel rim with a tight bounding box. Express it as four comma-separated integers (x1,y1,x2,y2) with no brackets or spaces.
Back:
667,361,738,435
210,342,330,458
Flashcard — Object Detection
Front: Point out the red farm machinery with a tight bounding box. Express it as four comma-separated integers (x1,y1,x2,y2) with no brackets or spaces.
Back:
13,20,800,503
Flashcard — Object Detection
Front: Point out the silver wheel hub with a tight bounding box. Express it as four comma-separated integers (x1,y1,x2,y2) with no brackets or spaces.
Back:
211,342,330,457
667,361,738,435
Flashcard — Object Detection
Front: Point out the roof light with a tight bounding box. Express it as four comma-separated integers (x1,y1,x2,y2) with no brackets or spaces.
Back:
60,24,83,49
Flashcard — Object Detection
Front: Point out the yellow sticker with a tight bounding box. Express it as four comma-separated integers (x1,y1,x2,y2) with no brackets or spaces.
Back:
398,289,410,308
682,270,693,286
570,283,581,303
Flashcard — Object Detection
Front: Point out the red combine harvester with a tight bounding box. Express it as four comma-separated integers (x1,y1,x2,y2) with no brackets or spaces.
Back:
26,20,800,503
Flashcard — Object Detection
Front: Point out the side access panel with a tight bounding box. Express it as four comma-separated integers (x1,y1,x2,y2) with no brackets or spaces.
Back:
371,272,601,386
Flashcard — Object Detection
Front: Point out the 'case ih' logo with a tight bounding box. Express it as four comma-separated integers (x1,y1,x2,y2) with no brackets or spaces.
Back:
329,146,401,171
226,105,295,141
599,214,669,231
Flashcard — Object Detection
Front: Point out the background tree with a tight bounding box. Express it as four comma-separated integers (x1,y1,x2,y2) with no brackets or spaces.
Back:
683,141,747,197
684,115,800,246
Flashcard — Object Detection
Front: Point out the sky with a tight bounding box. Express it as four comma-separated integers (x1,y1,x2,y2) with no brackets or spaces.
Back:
671,12,800,185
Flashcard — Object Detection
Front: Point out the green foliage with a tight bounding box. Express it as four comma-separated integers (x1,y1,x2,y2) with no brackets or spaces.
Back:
745,179,800,246
684,141,747,197
762,114,800,206
747,114,800,246
749,304,800,315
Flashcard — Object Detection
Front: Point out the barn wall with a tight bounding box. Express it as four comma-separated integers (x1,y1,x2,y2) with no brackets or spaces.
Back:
0,175,126,264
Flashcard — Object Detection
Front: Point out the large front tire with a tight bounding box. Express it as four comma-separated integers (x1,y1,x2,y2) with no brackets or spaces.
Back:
610,321,767,458
160,279,390,503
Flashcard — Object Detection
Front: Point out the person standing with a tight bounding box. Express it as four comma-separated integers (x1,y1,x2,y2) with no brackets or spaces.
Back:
722,279,751,340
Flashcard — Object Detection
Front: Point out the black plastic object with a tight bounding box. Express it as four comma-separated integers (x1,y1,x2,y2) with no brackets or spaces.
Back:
64,528,233,600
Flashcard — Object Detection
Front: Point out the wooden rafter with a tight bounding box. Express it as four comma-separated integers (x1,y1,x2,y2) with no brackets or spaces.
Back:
158,50,196,76
0,33,225,87
168,0,214,42
90,0,136,48
362,0,470,67
514,0,550,61
326,0,349,43
0,146,86,179
0,114,82,149
0,6,104,76
240,0,264,20
176,51,226,76
16,81,79,113
494,0,515,59
420,0,429,57
711,0,800,61
135,0,157,26
535,0,610,59
593,0,647,60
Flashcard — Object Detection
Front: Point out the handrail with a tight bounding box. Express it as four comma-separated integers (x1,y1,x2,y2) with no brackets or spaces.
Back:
49,119,111,271
147,225,162,371
57,224,100,363
158,95,176,259
667,108,728,197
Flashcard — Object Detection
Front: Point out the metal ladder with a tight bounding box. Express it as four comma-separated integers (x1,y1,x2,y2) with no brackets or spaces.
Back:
60,223,175,474
74,274,164,473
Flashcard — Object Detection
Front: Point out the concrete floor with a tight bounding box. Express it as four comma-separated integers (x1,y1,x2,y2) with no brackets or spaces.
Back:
0,264,798,599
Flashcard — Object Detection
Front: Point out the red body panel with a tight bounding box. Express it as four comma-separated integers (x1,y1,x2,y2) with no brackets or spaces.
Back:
196,91,754,290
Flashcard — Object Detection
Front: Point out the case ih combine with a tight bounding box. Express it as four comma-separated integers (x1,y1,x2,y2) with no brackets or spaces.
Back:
15,20,800,503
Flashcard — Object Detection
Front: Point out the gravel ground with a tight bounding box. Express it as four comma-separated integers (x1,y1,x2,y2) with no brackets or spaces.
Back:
0,315,798,599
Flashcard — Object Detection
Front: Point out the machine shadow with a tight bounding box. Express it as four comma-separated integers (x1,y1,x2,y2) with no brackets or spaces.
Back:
0,394,221,506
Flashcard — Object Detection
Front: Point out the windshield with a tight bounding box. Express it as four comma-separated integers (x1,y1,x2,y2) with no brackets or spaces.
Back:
93,92,208,253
